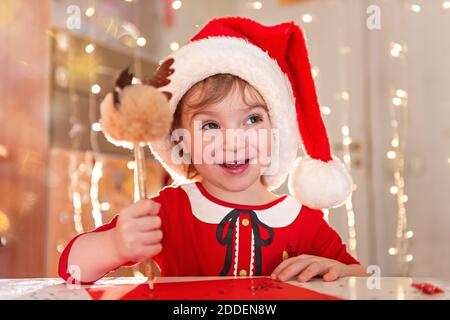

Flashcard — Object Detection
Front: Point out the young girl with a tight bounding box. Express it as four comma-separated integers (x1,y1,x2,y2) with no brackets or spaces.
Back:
59,17,367,284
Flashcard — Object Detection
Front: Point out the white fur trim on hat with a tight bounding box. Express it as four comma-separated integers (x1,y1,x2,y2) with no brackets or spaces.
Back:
150,36,301,191
288,156,353,209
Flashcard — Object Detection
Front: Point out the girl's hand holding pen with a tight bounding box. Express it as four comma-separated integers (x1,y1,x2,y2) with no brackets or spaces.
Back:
111,199,163,263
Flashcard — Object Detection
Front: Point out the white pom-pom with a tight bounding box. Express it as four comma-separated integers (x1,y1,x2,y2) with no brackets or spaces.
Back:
288,156,353,209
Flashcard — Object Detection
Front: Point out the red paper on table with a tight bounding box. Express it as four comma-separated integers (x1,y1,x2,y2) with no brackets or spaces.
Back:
86,277,340,300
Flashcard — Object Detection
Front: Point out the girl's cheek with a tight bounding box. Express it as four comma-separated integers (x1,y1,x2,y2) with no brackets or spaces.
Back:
254,127,273,167
192,132,222,165
255,126,272,150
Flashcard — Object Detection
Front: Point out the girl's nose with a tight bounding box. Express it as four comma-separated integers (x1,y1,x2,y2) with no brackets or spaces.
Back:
220,130,248,163
222,129,247,152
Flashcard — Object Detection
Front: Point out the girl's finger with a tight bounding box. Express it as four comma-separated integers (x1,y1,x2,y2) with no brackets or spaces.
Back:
296,254,313,260
147,200,162,215
125,200,161,218
137,243,163,261
136,216,162,232
271,257,299,278
297,262,328,282
277,259,313,282
138,230,164,245
323,266,342,282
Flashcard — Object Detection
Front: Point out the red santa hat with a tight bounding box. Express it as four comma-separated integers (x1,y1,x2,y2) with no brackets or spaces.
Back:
149,16,353,209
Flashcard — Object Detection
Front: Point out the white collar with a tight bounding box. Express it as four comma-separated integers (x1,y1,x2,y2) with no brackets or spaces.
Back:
180,182,301,227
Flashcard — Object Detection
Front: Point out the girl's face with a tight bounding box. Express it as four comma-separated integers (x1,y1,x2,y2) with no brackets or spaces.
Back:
179,82,273,192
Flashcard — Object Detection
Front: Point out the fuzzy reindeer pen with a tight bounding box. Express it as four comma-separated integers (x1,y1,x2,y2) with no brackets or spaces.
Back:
100,65,173,288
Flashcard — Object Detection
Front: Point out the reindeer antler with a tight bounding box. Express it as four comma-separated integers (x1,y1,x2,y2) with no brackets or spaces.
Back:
144,58,175,100
112,58,175,108
113,67,134,108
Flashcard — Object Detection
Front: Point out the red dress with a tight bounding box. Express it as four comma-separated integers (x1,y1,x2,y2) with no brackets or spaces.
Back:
59,182,359,283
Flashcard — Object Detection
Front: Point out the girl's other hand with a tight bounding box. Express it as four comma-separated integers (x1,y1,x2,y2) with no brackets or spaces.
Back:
271,254,366,282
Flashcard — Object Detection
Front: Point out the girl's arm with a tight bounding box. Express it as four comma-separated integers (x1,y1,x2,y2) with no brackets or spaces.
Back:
66,228,126,284
63,199,163,284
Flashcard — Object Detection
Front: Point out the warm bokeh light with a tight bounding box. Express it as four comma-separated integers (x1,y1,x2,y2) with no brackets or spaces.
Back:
302,14,313,23
85,43,95,54
85,7,95,17
91,84,101,95
136,37,147,47
170,41,180,51
172,0,182,10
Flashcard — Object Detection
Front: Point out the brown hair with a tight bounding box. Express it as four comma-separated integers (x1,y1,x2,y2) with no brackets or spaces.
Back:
171,73,268,180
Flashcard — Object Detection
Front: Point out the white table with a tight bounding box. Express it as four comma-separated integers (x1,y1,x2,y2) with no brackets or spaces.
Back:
0,276,449,300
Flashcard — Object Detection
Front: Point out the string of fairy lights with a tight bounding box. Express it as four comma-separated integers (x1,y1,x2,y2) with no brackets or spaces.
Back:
382,0,450,275
63,31,86,236
386,0,417,276
307,0,449,273
304,3,358,258
337,19,358,258
86,0,105,229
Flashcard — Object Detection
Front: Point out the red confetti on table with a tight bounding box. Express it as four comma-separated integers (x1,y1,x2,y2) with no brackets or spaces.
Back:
86,277,340,300
411,283,445,295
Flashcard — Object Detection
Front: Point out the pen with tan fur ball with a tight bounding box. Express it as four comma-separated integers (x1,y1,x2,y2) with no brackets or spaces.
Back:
99,66,172,289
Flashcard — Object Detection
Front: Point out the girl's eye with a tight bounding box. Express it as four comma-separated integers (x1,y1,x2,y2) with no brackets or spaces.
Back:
245,114,263,125
201,122,220,130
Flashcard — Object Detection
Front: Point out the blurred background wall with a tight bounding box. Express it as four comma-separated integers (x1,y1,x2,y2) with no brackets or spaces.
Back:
0,0,449,279
0,0,51,278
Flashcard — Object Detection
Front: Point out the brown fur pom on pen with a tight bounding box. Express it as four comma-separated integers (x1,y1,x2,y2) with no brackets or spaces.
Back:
100,84,172,148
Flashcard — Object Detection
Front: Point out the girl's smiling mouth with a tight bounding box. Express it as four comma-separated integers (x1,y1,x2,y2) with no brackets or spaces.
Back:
218,158,252,175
